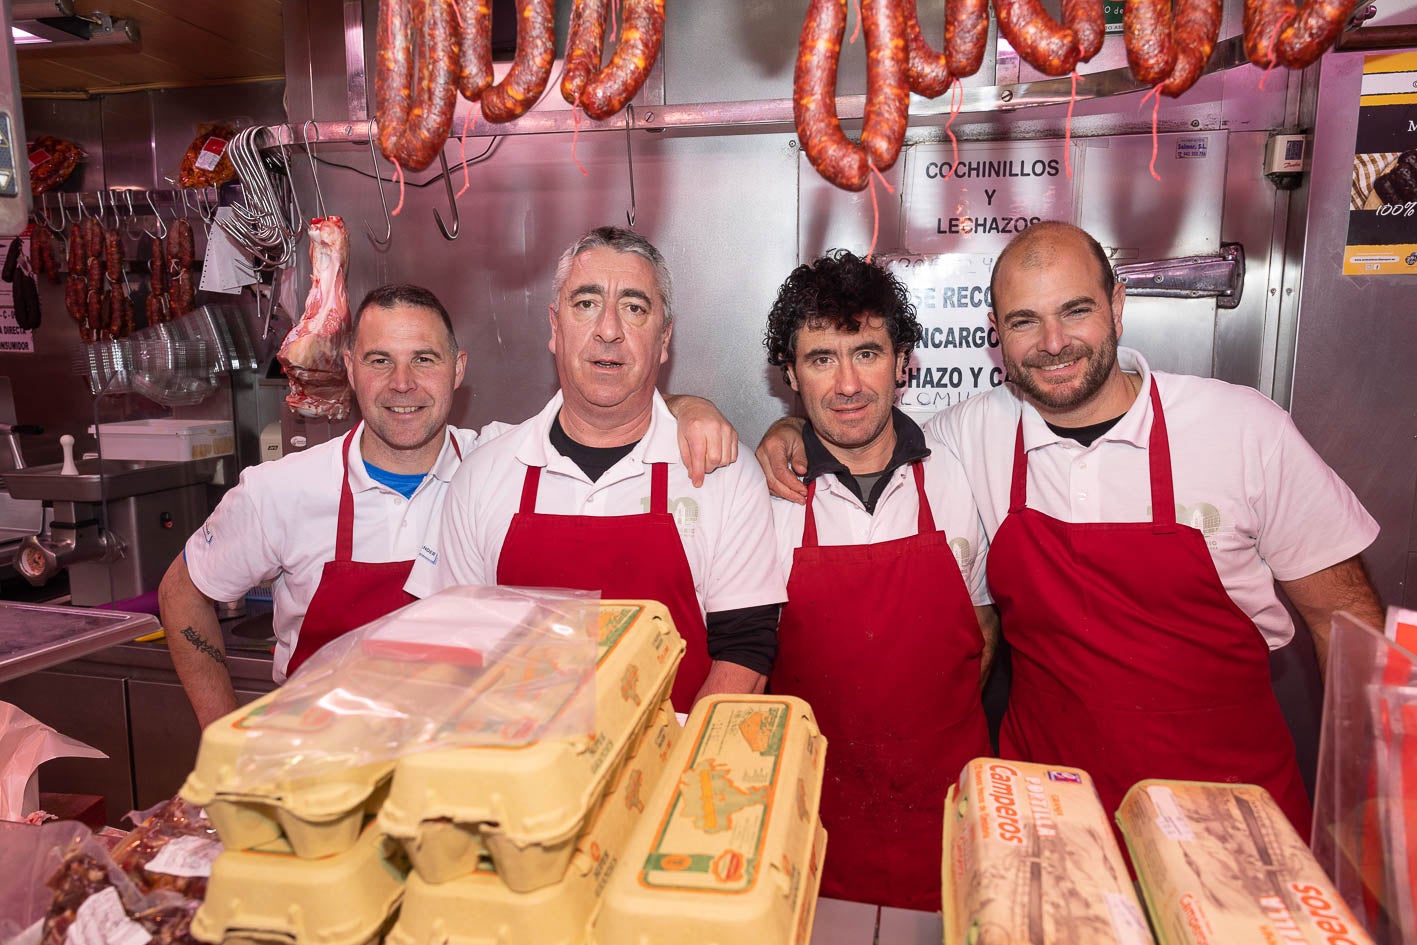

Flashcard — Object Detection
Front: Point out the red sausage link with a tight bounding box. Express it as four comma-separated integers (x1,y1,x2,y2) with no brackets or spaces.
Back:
581,0,666,120
1243,0,1294,67
1161,0,1222,97
1064,0,1105,62
1275,0,1350,69
993,0,1081,76
481,0,556,123
375,0,414,162
1124,0,1178,85
562,0,611,106
400,0,461,170
794,0,870,192
861,0,910,171
457,0,493,101
903,1,952,99
946,0,990,77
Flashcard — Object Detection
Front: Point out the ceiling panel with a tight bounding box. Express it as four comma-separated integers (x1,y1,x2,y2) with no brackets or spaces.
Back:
16,1,284,95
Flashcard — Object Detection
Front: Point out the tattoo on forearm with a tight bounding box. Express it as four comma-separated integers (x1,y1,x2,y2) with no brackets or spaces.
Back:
181,626,226,665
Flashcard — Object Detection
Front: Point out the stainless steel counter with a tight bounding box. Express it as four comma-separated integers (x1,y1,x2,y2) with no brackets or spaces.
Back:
0,600,158,682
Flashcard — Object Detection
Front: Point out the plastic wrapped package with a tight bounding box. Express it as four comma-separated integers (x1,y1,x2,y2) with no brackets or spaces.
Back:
176,123,236,189
591,695,828,945
378,600,686,889
386,699,680,945
1312,611,1417,945
1118,779,1376,945
942,758,1152,945
192,820,406,945
111,798,223,901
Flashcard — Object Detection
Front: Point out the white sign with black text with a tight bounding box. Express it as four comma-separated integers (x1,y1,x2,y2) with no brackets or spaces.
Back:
0,273,30,353
881,254,1004,420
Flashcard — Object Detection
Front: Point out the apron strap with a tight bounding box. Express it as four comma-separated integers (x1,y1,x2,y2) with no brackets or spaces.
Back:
912,461,937,534
518,465,542,514
1146,380,1178,532
334,428,360,562
650,463,668,514
1008,420,1028,514
801,480,820,548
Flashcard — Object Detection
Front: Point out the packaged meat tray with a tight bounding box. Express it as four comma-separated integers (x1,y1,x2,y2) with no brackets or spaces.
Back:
1117,779,1376,945
191,819,406,945
942,758,1154,945
179,689,394,859
385,699,681,945
590,695,828,945
378,600,686,890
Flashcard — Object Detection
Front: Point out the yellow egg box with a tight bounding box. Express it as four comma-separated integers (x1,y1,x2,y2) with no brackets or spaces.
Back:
378,600,685,890
591,695,829,945
386,699,681,945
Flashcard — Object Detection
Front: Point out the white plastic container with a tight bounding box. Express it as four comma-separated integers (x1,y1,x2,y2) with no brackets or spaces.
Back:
91,418,235,461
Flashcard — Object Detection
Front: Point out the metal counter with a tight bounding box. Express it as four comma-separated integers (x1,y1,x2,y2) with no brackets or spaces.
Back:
0,600,158,682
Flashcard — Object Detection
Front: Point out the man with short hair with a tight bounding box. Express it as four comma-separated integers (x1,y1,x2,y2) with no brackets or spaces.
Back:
407,227,785,709
762,250,994,911
758,222,1385,841
161,282,738,728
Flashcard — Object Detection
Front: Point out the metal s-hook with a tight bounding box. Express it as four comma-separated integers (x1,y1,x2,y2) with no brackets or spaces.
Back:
365,120,393,248
624,105,637,229
143,190,168,239
432,151,459,241
301,120,329,220
35,192,65,233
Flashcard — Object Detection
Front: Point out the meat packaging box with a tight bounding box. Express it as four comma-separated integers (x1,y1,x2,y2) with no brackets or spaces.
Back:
91,418,235,461
377,600,686,890
191,819,406,945
179,689,393,859
385,699,680,945
590,695,828,945
1116,779,1376,945
942,758,1153,945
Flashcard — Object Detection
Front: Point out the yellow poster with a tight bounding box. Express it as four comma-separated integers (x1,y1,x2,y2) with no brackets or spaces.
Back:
1344,52,1417,275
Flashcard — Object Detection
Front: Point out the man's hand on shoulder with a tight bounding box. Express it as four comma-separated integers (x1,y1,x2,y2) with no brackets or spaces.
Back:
755,416,809,504
664,394,739,487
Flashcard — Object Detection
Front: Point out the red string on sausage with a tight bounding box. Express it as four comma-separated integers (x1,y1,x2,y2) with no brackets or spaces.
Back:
865,163,897,260
391,158,407,215
609,0,618,43
570,106,590,176
1258,10,1296,90
943,78,963,176
850,0,862,43
1064,70,1077,179
451,0,465,29
457,110,475,196
1140,84,1162,180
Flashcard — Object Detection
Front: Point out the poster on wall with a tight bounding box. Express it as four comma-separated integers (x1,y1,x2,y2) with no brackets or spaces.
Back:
901,141,1072,255
0,241,31,353
1344,52,1417,275
879,254,1004,419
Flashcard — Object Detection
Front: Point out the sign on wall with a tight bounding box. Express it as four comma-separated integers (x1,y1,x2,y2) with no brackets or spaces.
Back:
880,254,1004,419
0,242,31,353
1344,51,1417,275
901,141,1072,256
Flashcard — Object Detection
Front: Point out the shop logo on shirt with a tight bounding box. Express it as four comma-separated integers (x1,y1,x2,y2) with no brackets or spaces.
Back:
203,523,214,544
1165,502,1223,550
641,496,699,538
418,545,439,565
950,537,972,574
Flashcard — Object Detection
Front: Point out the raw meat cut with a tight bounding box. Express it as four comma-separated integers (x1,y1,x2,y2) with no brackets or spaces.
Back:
278,217,352,419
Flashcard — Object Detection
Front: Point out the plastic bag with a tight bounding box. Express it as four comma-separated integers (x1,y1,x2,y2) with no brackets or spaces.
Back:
111,798,221,901
176,123,236,189
229,585,599,792
26,137,82,195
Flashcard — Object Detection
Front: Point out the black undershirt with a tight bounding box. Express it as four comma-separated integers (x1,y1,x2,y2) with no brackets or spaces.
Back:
801,408,931,514
1045,413,1126,448
547,414,780,676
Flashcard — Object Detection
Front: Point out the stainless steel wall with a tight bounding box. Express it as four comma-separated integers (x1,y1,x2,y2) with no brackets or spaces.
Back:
1292,52,1416,608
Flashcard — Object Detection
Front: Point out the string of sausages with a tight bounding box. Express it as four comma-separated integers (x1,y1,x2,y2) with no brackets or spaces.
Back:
795,0,1354,192
59,217,196,341
375,0,666,173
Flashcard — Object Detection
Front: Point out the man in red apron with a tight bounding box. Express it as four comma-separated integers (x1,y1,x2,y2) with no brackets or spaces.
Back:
762,251,995,910
406,227,785,710
756,223,1384,843
163,282,740,728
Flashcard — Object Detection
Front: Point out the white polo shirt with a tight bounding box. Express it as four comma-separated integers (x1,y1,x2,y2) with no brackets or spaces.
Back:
184,423,483,681
405,391,788,619
771,446,991,607
924,347,1379,648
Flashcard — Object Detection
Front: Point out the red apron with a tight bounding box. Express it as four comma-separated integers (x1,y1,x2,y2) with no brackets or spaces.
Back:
771,463,990,910
988,382,1313,841
495,462,711,711
287,428,462,677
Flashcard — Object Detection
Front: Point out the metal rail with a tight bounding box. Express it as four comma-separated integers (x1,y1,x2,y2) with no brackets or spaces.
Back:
264,35,1255,146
